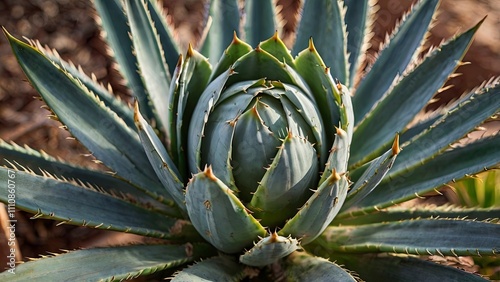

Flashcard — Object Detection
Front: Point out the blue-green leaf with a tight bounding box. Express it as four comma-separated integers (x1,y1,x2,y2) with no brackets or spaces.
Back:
5,32,168,200
334,254,488,282
240,234,300,267
200,0,240,65
318,219,500,257
285,252,357,282
352,0,439,121
344,0,371,86
185,167,266,254
293,0,349,85
350,19,482,167
0,244,214,281
92,0,154,123
172,256,245,282
124,0,171,134
0,167,176,238
244,0,277,47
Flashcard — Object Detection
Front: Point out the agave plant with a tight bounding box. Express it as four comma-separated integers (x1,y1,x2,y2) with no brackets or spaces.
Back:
1,0,499,280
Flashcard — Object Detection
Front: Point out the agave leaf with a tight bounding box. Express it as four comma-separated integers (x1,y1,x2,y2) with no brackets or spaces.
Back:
0,141,175,215
285,252,357,282
293,41,340,145
335,254,488,282
209,33,253,82
244,0,277,47
333,205,500,226
344,0,371,86
318,219,499,257
171,256,245,282
201,93,255,192
188,69,232,173
92,0,154,123
347,133,500,216
134,103,186,213
250,131,318,227
0,167,176,238
0,244,215,281
392,79,500,173
239,233,300,267
5,31,169,200
146,0,179,75
200,0,240,65
293,0,349,85
352,0,439,121
174,47,212,173
185,167,266,254
36,44,135,129
279,172,348,244
319,128,349,186
260,33,295,67
124,0,171,134
350,19,482,167
343,137,399,210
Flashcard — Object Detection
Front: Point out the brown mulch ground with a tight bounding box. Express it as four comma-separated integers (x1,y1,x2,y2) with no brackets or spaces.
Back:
0,0,498,275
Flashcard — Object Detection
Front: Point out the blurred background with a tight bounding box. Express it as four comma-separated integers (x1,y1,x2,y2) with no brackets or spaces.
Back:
0,0,498,267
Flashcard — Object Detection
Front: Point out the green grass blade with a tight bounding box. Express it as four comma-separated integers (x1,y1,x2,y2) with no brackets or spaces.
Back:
244,0,277,47
350,19,482,167
345,133,500,216
0,167,176,238
285,252,356,282
125,0,172,134
171,256,245,282
200,0,240,65
344,0,371,86
352,0,439,121
333,205,500,225
293,0,349,85
334,254,488,282
92,0,154,122
393,79,500,173
5,32,169,200
0,244,214,281
318,219,499,257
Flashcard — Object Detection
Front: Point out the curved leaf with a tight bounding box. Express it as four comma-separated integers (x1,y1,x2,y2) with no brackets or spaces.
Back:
172,256,245,282
185,167,266,254
285,252,357,282
240,233,300,267
0,244,214,281
5,32,168,200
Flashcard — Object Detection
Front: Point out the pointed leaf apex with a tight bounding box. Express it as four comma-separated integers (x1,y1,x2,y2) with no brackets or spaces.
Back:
231,30,242,45
272,30,279,41
392,134,401,156
308,37,316,52
176,54,183,68
204,165,217,181
187,43,194,57
133,100,141,128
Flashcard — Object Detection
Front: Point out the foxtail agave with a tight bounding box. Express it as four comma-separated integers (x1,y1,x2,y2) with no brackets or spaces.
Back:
1,0,499,280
